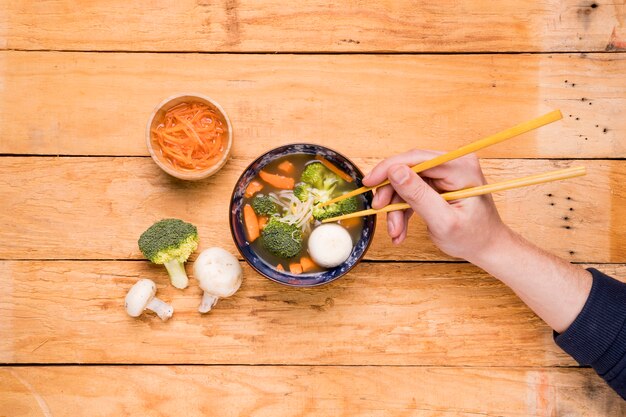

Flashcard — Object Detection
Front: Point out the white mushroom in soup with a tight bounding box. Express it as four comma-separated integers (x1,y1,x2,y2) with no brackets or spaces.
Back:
125,278,174,321
193,247,243,313
307,223,353,268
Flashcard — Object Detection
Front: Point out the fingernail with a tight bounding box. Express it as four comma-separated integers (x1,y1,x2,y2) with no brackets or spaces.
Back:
362,173,370,183
390,166,409,183
387,218,396,235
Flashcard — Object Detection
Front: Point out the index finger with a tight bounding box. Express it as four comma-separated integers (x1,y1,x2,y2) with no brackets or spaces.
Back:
420,154,486,190
362,149,443,187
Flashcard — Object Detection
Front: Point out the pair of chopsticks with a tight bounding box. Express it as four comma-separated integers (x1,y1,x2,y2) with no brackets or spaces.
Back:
321,110,587,224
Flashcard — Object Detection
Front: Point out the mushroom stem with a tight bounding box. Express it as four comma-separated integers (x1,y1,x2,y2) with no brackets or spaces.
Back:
199,292,219,313
146,297,174,321
164,259,189,289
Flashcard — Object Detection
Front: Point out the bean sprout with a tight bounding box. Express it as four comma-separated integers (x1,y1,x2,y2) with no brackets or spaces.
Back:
269,190,315,235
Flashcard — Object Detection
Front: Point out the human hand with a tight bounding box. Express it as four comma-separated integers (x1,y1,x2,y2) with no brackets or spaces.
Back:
362,150,509,262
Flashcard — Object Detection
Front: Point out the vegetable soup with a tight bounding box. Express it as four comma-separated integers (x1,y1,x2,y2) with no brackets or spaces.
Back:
241,153,365,274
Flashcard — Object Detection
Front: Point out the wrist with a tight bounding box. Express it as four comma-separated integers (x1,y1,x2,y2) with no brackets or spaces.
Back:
465,224,519,269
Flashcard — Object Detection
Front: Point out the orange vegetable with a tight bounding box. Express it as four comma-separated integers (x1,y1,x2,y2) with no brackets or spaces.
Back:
259,170,295,189
339,217,362,229
151,101,227,172
276,264,285,272
300,257,317,273
245,180,263,198
277,160,295,174
289,262,303,274
315,156,353,183
258,216,269,230
243,204,260,242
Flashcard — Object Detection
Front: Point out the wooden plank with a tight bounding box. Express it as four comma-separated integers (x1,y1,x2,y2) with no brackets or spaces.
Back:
0,157,624,263
1,366,624,416
1,1,624,53
2,260,624,365
1,51,625,158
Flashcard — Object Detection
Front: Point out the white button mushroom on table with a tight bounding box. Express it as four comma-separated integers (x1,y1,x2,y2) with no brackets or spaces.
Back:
124,278,174,321
193,247,243,313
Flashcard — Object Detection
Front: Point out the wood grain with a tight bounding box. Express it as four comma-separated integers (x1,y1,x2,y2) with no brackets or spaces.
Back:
1,1,624,53
2,2,624,414
1,51,625,158
1,366,624,416
2,260,625,365
0,157,623,262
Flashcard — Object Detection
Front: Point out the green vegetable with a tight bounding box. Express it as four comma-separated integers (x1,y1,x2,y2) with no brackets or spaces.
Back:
298,162,342,204
138,219,198,289
261,217,302,258
301,162,341,192
251,195,278,216
312,196,359,221
294,183,310,202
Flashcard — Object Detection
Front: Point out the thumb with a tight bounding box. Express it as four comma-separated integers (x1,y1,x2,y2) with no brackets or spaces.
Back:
388,165,453,228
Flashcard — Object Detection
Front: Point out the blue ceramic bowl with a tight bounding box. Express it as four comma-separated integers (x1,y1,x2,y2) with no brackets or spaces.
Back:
229,144,376,287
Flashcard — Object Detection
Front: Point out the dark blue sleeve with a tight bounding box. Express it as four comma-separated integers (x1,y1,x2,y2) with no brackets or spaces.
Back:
554,268,626,400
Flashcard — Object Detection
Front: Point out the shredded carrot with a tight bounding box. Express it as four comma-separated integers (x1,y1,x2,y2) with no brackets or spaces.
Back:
245,180,264,198
259,170,295,189
258,216,269,230
243,204,260,242
315,156,353,182
151,101,227,172
289,262,303,274
277,160,295,175
276,264,285,272
300,257,317,273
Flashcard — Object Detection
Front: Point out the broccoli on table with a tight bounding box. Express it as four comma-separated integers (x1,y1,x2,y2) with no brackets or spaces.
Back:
251,194,278,216
312,196,359,221
138,218,198,289
261,217,302,258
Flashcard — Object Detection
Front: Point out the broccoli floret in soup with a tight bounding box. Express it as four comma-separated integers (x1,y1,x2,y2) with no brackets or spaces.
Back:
251,194,279,216
261,217,303,258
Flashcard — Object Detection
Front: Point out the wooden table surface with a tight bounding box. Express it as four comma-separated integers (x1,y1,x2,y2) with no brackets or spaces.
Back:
1,1,625,415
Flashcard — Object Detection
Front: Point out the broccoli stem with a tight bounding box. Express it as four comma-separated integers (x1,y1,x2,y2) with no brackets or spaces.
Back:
199,292,219,313
164,259,189,289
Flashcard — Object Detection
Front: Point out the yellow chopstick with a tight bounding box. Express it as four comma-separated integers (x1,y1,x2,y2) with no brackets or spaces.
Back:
321,166,586,223
319,110,563,207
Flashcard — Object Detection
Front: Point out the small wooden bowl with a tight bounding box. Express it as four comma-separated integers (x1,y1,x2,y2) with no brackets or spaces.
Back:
146,93,233,180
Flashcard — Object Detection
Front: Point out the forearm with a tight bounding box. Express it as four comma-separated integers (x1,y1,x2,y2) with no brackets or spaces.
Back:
468,226,592,333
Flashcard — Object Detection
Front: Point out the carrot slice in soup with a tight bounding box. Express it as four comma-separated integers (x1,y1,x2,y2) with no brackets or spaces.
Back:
315,156,353,183
245,180,264,198
276,264,285,272
243,204,260,242
289,263,303,274
277,160,295,174
259,170,295,189
300,257,317,272
339,217,362,230
258,216,269,230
